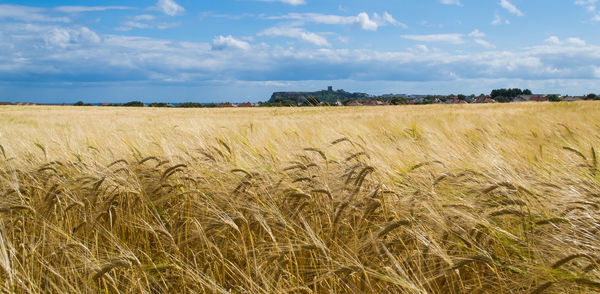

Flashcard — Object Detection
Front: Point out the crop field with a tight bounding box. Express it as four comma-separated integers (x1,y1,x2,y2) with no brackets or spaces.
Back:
0,102,600,293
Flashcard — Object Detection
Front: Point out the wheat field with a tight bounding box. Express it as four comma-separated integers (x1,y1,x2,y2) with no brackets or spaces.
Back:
0,102,599,293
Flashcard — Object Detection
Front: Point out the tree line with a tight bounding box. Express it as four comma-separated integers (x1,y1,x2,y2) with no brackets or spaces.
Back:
72,89,600,107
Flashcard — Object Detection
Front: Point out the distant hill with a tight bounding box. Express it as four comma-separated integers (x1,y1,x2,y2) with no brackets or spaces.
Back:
269,87,370,103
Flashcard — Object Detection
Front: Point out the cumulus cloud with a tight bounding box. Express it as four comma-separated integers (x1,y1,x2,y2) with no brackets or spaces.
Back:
545,36,587,46
355,12,378,30
468,29,485,38
153,0,185,16
212,35,251,50
499,0,524,16
545,36,561,45
268,12,406,30
44,26,101,48
259,26,330,46
259,0,306,5
401,34,464,44
566,37,586,46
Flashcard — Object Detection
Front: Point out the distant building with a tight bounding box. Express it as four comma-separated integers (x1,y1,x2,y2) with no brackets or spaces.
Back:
529,95,548,102
217,102,236,107
562,96,584,102
363,99,378,106
475,96,496,103
446,99,468,104
347,100,363,106
0,102,13,105
237,102,254,107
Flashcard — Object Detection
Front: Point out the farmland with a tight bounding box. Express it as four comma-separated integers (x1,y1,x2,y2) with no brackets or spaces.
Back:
0,102,599,293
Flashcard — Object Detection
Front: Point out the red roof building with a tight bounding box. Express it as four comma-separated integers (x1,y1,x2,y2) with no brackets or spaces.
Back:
529,95,547,102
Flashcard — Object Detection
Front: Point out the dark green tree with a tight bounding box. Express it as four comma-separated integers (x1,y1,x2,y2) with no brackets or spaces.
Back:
490,88,526,101
123,101,145,107
547,94,561,102
74,101,84,106
390,97,407,105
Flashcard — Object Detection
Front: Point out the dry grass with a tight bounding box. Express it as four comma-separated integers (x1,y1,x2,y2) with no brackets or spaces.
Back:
0,102,599,293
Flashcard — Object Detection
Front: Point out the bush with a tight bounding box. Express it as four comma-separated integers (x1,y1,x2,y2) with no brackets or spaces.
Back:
122,101,145,107
547,94,562,102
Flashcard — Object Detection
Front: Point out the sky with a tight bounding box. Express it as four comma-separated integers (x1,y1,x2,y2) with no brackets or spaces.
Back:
0,0,599,103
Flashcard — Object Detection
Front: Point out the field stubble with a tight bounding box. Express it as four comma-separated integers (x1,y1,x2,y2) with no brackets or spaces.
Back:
0,102,599,293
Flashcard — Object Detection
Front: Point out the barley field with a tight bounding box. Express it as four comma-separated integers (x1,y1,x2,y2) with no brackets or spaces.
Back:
0,102,599,293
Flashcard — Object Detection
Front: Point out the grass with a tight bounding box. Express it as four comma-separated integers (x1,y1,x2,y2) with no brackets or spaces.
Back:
0,102,599,293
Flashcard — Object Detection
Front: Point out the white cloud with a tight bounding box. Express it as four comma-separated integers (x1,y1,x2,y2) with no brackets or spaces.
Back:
0,4,70,23
544,36,586,46
575,0,597,12
54,6,132,13
117,14,179,31
468,30,494,48
259,0,306,5
491,13,510,25
499,0,524,16
373,12,408,29
212,35,251,51
269,12,405,31
440,0,461,5
575,0,600,21
259,26,330,46
566,37,586,46
154,0,185,16
545,36,561,45
468,29,485,38
474,39,496,49
42,26,101,48
401,34,464,44
408,44,430,53
356,12,378,30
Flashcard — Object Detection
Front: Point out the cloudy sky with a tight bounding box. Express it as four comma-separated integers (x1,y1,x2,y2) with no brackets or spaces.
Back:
1,0,599,103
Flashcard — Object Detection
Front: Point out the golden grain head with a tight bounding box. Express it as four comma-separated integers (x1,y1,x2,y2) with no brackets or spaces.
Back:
0,103,599,293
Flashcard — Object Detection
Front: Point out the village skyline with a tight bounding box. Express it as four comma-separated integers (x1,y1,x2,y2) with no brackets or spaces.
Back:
2,86,597,107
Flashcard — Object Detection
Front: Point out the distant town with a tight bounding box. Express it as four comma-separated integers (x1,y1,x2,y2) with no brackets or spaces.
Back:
1,87,598,107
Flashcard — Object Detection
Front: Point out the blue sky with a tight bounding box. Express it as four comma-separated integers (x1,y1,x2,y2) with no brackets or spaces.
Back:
1,0,599,103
